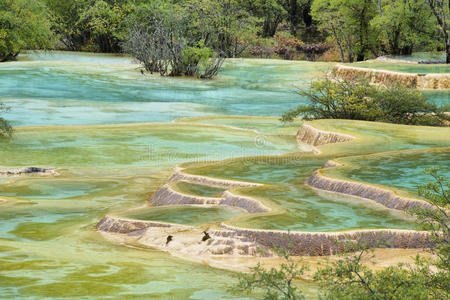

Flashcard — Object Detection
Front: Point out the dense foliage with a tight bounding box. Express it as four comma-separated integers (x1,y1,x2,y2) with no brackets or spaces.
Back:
0,102,12,138
122,1,228,77
281,78,449,126
1,0,448,63
315,247,449,299
235,169,450,299
0,0,54,61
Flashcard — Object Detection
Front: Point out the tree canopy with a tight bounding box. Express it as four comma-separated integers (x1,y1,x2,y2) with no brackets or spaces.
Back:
0,0,54,61
1,0,449,63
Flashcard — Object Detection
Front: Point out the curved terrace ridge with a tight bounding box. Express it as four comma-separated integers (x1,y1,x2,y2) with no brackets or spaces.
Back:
332,64,450,90
97,215,431,257
97,123,440,258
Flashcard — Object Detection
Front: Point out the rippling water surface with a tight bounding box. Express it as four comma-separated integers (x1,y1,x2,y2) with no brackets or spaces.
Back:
0,51,448,299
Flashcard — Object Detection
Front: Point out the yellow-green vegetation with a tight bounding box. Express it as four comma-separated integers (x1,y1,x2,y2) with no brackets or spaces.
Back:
3,0,449,64
0,0,54,62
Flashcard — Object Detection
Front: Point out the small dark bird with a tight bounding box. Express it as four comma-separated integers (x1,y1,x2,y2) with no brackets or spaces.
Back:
201,231,211,242
140,69,144,75
166,235,173,245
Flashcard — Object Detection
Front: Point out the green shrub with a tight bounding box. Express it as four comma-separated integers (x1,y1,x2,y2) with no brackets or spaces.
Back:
234,169,449,299
182,42,222,78
0,102,12,138
281,78,449,126
315,168,449,300
0,0,54,61
234,244,307,300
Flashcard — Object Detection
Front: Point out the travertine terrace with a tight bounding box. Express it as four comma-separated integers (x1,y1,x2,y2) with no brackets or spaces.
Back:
332,64,450,89
97,122,448,259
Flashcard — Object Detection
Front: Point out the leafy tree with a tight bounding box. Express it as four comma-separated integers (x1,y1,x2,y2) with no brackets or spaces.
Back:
185,0,252,58
123,2,224,78
0,0,54,61
335,0,377,61
312,0,377,61
425,0,450,63
311,0,353,62
282,0,313,36
43,0,87,50
239,0,287,38
315,244,448,299
44,0,141,52
371,0,437,56
281,77,449,126
76,0,131,52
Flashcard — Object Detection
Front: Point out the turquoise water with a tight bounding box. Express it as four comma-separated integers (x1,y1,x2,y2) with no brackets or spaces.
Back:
0,52,331,127
186,156,415,231
0,52,447,299
2,52,446,127
334,149,450,195
233,185,415,231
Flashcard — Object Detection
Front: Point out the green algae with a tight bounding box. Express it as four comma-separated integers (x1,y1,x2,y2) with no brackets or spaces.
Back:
0,178,120,200
176,115,304,135
0,123,298,167
173,181,226,197
121,205,244,226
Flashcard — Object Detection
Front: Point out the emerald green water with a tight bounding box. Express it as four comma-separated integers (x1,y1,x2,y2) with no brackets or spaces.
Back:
327,148,450,196
0,52,448,299
185,156,415,231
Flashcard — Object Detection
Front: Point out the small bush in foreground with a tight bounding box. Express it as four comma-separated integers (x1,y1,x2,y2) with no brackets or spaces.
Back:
315,245,448,300
281,78,449,126
234,245,307,300
315,168,449,299
413,167,449,272
234,169,449,299
0,102,12,138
